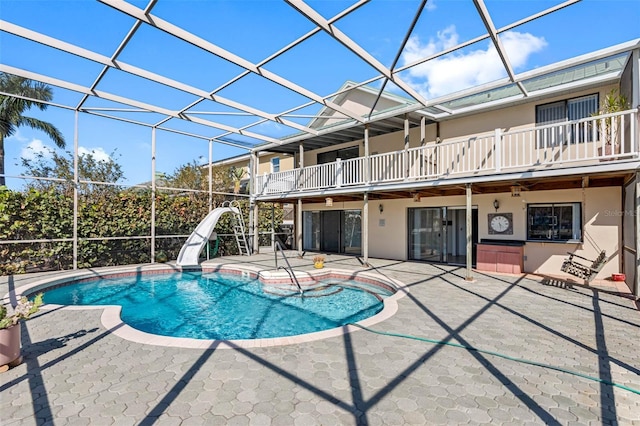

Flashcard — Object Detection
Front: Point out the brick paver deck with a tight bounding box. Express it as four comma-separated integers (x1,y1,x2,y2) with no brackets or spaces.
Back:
2,253,639,425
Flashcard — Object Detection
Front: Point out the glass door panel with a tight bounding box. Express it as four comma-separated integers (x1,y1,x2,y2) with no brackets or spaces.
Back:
408,207,444,262
343,210,362,254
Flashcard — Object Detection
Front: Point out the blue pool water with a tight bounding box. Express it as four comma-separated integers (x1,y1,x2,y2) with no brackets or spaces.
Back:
42,272,391,340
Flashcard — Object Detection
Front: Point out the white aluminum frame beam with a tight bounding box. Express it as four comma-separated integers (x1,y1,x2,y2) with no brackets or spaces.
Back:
98,0,366,124
396,0,580,73
285,0,429,107
0,20,317,137
0,64,278,143
472,0,527,96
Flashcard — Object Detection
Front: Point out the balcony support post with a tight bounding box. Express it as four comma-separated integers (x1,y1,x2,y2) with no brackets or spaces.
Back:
404,114,409,179
363,192,369,266
297,198,303,256
465,183,474,282
364,124,370,184
635,172,640,299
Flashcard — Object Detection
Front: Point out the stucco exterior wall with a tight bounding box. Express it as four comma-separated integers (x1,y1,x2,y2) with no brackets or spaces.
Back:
299,83,619,171
303,186,622,280
256,153,294,175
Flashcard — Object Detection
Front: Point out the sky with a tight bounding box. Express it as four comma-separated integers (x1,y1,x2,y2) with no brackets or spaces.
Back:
1,0,639,189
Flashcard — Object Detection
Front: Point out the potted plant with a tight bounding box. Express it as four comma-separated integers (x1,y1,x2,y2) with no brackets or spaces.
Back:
0,293,43,372
597,89,629,158
313,255,325,269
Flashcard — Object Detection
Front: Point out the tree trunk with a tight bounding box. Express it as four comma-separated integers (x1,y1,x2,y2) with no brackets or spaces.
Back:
0,134,5,187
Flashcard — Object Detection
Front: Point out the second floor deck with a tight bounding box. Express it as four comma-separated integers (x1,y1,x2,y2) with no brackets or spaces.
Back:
256,109,639,198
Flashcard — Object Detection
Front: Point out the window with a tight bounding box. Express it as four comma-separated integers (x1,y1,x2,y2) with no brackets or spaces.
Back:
527,203,582,242
271,157,280,173
536,94,598,146
317,146,359,165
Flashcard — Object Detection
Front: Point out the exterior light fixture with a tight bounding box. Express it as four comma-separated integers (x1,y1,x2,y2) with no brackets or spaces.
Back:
493,199,499,212
379,203,384,214
510,184,521,197
412,193,421,202
325,197,333,207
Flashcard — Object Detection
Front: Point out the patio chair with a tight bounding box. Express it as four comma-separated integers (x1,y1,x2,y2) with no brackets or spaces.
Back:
560,250,606,282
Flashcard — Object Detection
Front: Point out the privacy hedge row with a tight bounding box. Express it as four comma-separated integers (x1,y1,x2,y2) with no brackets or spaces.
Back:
0,187,283,275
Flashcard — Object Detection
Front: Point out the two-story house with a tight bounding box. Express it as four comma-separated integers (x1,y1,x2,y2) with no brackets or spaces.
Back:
227,40,639,298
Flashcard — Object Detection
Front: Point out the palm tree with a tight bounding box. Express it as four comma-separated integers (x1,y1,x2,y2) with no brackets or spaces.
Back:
0,72,65,186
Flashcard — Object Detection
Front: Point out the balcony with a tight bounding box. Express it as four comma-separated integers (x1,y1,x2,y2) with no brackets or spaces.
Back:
256,110,639,197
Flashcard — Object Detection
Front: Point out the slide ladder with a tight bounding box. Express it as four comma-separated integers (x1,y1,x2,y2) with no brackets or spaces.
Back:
176,201,250,266
228,201,250,256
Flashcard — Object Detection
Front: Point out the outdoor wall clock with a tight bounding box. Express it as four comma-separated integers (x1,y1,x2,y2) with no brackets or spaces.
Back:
488,213,513,235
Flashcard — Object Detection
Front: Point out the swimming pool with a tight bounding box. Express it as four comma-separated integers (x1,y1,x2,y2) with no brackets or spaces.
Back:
41,271,395,340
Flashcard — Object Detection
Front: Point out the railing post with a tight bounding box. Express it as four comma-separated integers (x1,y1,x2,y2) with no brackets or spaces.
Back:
634,108,639,156
364,124,370,184
404,114,409,180
262,172,268,194
336,158,343,188
494,128,502,172
298,143,304,191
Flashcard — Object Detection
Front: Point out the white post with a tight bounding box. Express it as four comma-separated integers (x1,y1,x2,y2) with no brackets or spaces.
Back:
249,151,257,254
151,127,156,263
73,111,79,270
494,128,502,172
298,143,305,190
364,125,370,184
208,139,213,212
404,114,409,179
635,172,640,299
363,192,369,266
297,198,303,256
465,183,473,281
632,49,639,156
253,201,259,255
336,158,343,188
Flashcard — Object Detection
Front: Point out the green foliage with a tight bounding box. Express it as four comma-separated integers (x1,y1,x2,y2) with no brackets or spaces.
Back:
2,149,282,274
0,72,66,186
596,88,630,146
0,293,43,329
0,184,283,274
21,149,124,197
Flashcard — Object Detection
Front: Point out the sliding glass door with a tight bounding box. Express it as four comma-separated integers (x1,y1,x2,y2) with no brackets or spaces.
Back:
408,207,478,264
408,207,444,262
303,210,362,255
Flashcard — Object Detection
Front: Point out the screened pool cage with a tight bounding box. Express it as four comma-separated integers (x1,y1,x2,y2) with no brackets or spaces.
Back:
0,109,292,274
0,0,601,274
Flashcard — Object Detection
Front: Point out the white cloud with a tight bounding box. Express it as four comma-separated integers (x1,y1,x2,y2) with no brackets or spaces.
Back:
8,129,29,143
425,0,437,11
79,147,111,162
20,139,54,161
401,27,547,98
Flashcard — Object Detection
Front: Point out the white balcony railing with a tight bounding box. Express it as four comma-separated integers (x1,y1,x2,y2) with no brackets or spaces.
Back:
255,109,639,196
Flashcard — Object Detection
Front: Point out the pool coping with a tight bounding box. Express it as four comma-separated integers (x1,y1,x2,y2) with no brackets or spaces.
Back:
4,263,409,349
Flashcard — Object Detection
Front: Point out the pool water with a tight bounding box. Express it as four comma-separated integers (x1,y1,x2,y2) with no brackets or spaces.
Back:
42,272,390,340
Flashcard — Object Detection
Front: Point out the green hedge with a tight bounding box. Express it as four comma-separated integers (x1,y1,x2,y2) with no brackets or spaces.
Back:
0,187,283,275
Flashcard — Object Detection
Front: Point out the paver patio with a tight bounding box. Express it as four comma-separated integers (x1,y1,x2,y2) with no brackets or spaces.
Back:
1,253,639,425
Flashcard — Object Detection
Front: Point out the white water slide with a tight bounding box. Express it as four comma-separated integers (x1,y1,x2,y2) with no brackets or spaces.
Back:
176,203,248,266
